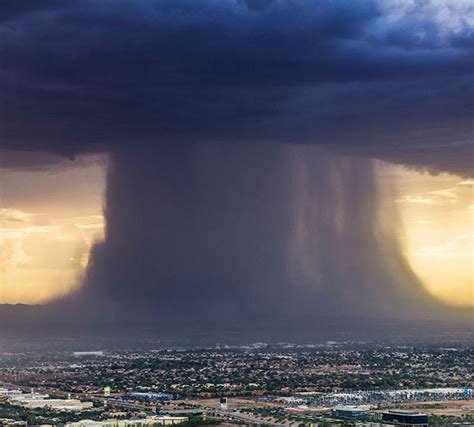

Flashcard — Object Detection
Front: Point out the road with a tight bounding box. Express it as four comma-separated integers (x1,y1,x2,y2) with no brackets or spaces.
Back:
1,382,293,425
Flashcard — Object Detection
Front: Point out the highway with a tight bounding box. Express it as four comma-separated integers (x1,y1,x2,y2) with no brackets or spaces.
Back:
1,382,292,425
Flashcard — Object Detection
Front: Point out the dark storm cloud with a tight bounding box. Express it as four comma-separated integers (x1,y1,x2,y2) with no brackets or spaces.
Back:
1,0,473,175
0,0,65,21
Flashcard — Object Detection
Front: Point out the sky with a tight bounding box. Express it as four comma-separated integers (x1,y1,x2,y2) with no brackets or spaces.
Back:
0,155,105,304
1,158,471,308
386,166,473,307
0,0,472,337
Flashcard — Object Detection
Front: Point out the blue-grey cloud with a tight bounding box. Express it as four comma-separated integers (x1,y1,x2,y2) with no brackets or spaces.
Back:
0,0,472,175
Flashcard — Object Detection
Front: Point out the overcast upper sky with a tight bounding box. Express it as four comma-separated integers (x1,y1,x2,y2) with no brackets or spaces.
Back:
1,0,473,175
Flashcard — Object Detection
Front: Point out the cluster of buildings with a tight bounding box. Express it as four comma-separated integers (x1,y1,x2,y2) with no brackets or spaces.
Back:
66,416,188,426
0,419,27,426
0,343,472,426
332,405,428,426
305,387,472,407
128,392,176,402
0,388,93,411
3,344,471,401
0,386,189,426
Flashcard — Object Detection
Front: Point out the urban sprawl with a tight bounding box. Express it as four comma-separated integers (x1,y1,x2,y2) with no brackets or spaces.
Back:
0,342,472,426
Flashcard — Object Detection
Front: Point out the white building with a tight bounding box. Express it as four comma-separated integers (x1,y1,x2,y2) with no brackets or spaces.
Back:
0,388,22,398
21,398,94,411
7,392,50,403
8,393,93,412
66,416,188,426
0,419,27,426
73,351,105,357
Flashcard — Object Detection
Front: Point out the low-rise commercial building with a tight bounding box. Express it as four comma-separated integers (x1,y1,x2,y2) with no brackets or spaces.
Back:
21,398,94,411
332,405,368,420
73,351,105,357
8,392,49,402
0,388,22,399
382,410,428,426
66,416,188,426
0,419,27,426
7,392,93,412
